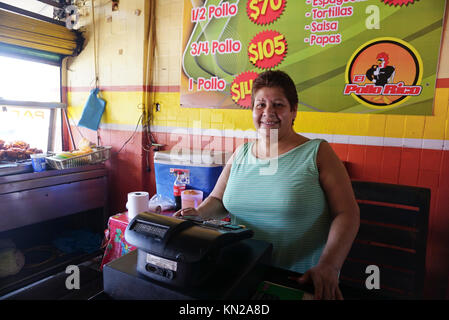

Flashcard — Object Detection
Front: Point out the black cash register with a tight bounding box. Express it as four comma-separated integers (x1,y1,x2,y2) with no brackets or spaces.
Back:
102,212,273,300
125,212,254,287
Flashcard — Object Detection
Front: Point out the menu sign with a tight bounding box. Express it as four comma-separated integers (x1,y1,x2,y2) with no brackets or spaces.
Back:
181,0,446,114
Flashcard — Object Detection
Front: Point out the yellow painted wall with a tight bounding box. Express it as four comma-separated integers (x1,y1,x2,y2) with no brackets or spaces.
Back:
68,91,144,127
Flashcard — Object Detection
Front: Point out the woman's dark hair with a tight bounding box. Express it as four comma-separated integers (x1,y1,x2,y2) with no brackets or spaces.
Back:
251,70,298,111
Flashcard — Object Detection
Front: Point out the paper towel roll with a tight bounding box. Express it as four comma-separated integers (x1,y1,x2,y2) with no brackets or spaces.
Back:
126,191,149,220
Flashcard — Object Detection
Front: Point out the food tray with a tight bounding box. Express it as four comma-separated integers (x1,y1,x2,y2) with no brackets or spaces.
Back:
46,146,112,170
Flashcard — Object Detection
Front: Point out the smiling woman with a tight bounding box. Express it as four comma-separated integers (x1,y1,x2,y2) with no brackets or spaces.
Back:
252,87,296,148
174,70,361,300
250,71,303,158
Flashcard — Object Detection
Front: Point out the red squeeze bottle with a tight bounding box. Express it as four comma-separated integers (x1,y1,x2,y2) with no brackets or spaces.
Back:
173,171,186,211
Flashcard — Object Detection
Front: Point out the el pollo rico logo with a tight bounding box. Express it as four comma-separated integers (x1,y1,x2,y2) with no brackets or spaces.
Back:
344,38,423,110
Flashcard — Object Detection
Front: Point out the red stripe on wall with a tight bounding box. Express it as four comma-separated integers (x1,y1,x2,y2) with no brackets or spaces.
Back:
436,78,449,88
63,85,181,92
148,85,181,92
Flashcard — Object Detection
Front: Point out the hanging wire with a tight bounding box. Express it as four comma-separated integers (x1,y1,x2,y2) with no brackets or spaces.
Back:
66,103,146,154
115,113,144,155
65,107,86,141
139,0,161,173
91,0,99,89
92,0,100,145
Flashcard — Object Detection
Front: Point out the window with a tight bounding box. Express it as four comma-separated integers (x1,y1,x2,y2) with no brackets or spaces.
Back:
0,0,55,19
0,54,62,153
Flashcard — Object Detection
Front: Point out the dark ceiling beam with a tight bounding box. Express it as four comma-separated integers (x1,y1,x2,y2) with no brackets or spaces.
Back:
0,2,65,26
36,0,65,9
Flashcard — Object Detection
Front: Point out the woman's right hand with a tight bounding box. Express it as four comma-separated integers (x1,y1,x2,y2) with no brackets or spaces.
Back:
172,207,200,218
172,196,229,221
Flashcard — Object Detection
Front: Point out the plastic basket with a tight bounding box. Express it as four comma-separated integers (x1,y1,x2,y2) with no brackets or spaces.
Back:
46,146,112,170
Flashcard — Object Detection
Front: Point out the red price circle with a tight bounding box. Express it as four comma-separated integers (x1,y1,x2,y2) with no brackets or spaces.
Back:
248,30,287,70
246,0,286,25
230,71,259,108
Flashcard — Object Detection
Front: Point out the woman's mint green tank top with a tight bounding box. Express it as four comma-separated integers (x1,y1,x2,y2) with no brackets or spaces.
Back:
222,139,331,273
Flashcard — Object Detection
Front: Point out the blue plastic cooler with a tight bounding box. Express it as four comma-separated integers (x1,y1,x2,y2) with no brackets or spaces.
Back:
154,150,231,202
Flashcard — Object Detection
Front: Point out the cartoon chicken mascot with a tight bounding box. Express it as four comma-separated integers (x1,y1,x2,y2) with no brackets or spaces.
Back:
366,52,395,86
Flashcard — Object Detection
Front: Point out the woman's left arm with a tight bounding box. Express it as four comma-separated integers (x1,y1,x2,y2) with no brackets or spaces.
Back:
298,141,360,300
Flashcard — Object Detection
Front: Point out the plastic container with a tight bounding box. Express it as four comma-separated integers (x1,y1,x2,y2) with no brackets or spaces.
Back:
181,189,203,209
30,153,47,172
154,149,231,203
